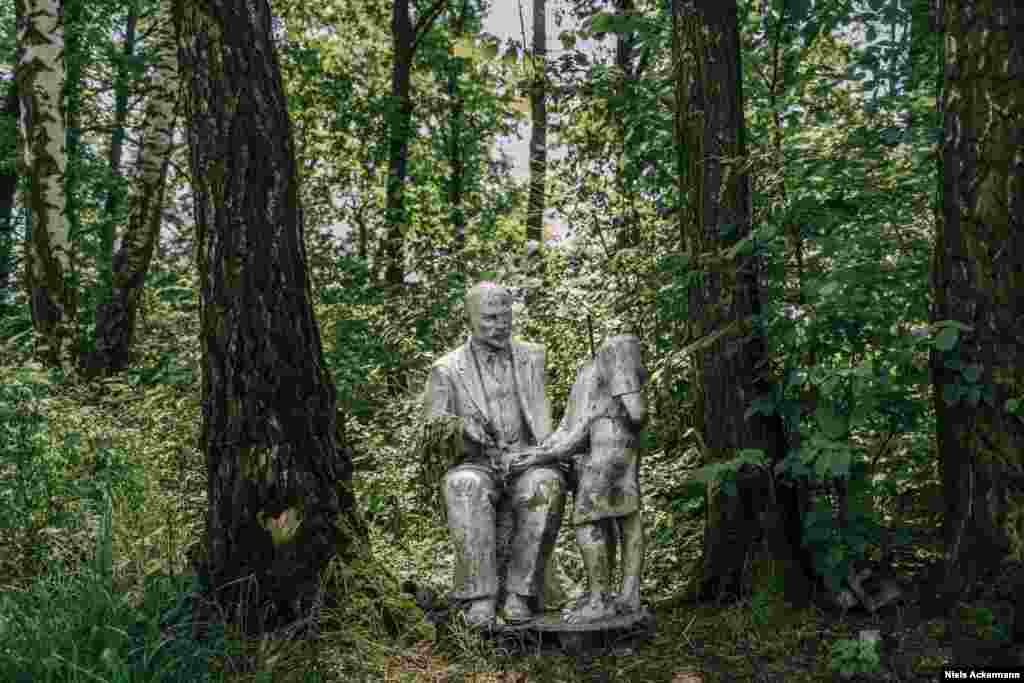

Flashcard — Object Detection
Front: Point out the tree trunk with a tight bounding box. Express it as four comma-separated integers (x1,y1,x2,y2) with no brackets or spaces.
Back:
382,0,414,287
447,0,468,251
526,0,546,247
928,0,1024,618
63,0,83,341
17,0,75,368
673,0,808,604
0,82,18,304
174,0,358,632
85,0,174,377
98,1,138,297
382,0,448,286
612,0,639,250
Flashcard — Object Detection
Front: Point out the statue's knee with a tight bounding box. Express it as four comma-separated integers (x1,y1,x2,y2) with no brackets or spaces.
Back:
517,467,565,505
444,469,494,502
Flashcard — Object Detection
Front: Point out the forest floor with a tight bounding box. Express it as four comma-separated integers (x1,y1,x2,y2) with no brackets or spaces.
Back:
373,490,1024,683
379,542,1024,683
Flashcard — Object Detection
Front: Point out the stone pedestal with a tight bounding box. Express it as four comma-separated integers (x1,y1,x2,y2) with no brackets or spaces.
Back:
488,608,655,656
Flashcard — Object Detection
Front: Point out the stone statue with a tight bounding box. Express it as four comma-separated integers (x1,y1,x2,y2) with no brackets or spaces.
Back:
422,281,566,627
508,335,648,623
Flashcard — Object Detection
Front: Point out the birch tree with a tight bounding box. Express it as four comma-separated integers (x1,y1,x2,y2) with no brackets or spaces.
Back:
16,0,74,366
86,0,176,375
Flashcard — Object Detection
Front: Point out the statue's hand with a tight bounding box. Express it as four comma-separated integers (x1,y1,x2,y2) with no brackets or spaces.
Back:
506,446,548,474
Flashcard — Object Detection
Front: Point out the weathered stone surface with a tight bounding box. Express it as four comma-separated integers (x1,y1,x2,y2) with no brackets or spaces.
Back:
488,608,656,656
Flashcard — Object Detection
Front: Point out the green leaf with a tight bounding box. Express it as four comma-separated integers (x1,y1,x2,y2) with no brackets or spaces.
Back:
590,11,613,34
744,394,776,419
962,364,982,383
934,319,974,331
934,326,959,351
942,383,962,406
815,404,849,439
1007,398,1022,414
966,386,981,407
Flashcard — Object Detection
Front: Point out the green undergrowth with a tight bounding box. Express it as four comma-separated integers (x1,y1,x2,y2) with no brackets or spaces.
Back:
0,253,1011,682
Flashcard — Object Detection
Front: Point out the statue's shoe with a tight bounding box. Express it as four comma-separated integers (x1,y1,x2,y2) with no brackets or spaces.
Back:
463,597,496,627
502,593,533,623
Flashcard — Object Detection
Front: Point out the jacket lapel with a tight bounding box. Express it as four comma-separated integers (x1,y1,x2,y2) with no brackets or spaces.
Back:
454,340,489,419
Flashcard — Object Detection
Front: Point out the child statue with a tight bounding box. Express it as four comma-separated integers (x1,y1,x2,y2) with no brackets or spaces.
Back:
507,334,648,623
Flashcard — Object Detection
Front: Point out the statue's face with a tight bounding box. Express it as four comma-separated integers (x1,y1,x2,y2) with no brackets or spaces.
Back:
470,289,513,351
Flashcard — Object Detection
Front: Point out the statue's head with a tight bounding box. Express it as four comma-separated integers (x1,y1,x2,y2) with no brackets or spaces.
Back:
598,334,649,391
466,281,514,351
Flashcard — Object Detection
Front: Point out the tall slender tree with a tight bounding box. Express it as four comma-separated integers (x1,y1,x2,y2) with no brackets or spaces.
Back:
446,0,469,251
525,0,547,247
382,0,449,286
173,0,358,630
0,82,18,304
86,0,176,376
97,0,138,299
673,0,808,603
16,0,75,367
928,0,1024,620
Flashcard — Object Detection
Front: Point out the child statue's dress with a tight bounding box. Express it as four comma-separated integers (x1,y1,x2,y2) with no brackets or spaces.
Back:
543,335,647,525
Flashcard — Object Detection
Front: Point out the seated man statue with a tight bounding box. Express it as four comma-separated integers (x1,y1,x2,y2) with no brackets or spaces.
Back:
423,281,566,626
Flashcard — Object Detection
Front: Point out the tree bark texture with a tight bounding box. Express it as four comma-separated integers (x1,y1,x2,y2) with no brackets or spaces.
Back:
174,0,356,632
16,0,75,367
447,0,468,251
526,0,547,246
0,82,18,302
382,0,414,287
929,0,1024,615
612,0,639,250
63,0,83,314
86,0,175,376
673,0,805,602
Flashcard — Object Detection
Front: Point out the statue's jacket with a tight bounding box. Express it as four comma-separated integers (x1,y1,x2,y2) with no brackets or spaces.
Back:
423,337,553,469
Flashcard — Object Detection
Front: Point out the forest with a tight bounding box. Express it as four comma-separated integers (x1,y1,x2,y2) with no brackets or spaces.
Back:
0,0,1022,681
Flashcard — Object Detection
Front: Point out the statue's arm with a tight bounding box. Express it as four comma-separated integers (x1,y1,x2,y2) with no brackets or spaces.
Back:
423,363,491,447
618,392,647,430
541,412,591,461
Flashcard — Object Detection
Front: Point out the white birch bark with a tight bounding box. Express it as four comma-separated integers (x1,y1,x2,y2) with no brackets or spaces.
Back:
16,0,73,365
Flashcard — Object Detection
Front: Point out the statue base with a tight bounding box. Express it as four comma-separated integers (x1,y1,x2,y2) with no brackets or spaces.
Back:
487,608,655,656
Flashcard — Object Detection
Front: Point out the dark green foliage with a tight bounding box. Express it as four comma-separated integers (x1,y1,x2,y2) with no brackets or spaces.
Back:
0,497,227,682
0,367,144,574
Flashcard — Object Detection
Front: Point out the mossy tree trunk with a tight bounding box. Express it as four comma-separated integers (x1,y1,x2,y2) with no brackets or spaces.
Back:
174,0,358,632
16,0,75,368
85,0,176,376
673,0,808,604
928,0,1024,618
